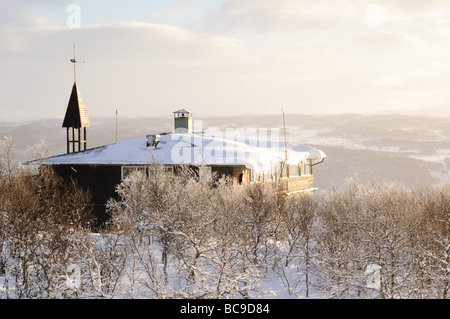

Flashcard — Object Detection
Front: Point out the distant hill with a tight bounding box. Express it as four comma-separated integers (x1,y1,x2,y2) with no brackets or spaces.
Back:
1,113,449,191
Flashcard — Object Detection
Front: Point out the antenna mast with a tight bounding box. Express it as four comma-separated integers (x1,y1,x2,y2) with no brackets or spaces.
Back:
70,44,85,82
71,44,77,82
281,108,288,161
115,109,118,143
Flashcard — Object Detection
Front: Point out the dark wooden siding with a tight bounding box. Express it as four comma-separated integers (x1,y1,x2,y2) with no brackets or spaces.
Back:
52,165,121,227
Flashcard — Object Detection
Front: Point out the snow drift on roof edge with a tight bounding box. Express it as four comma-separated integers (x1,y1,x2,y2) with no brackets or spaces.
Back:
32,133,326,172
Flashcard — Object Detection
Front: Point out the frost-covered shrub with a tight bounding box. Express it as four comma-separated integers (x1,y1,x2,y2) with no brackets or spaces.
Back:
1,137,449,299
0,163,94,299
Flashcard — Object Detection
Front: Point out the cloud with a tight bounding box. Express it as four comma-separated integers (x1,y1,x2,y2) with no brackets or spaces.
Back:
200,0,450,36
372,74,406,88
2,1,450,122
200,0,372,33
355,29,425,51
0,11,248,121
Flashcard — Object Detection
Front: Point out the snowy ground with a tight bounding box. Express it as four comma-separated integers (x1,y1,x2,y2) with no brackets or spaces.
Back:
2,113,448,299
0,241,321,299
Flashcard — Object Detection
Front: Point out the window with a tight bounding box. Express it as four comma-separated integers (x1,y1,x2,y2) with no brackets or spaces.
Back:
280,162,289,178
289,164,299,177
300,161,312,176
198,166,211,181
165,166,174,175
121,166,146,180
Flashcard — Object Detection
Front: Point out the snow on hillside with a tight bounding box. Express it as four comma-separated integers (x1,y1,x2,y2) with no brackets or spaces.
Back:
1,113,449,189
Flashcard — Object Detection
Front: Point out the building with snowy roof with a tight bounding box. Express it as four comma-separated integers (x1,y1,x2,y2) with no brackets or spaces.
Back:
28,61,326,226
32,109,326,226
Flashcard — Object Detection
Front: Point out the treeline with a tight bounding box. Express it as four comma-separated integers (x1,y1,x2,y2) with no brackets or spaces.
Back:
0,136,449,298
106,167,450,299
0,137,95,298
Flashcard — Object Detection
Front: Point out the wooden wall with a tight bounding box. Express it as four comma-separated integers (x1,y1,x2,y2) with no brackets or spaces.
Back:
51,164,315,228
261,174,315,194
281,175,314,194
52,164,122,227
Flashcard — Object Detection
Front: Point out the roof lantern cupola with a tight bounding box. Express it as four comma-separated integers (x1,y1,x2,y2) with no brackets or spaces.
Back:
173,109,192,134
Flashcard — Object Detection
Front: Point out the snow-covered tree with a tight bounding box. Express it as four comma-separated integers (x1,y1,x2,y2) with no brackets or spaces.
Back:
0,136,19,181
2,137,449,299
108,165,267,298
0,140,94,298
353,181,419,299
240,182,280,267
413,184,450,299
275,195,318,297
313,179,365,298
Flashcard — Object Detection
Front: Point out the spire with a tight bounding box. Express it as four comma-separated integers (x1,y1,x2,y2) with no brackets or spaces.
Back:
62,82,91,128
63,45,90,153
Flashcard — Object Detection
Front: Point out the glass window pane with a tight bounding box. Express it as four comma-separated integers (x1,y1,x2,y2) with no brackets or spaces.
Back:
289,164,299,177
122,166,146,179
281,163,288,178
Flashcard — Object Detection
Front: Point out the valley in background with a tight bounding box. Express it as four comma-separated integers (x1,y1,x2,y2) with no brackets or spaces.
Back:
1,113,449,192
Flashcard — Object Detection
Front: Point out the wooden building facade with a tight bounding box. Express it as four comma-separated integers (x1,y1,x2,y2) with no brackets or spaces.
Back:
28,68,327,228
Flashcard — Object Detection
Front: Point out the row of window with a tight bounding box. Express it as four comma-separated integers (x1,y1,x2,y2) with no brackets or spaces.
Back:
259,160,312,181
282,161,313,178
121,165,174,180
122,161,312,182
121,165,213,180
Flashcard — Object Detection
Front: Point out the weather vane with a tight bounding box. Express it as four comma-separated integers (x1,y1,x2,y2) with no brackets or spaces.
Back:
70,44,85,82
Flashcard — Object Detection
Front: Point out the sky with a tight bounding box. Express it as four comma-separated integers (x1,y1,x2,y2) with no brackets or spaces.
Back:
1,0,450,122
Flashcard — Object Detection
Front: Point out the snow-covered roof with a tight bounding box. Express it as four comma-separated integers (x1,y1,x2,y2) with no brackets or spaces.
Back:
33,133,326,173
173,109,191,114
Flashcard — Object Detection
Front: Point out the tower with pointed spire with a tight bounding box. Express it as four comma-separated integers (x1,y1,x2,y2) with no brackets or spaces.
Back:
62,45,90,153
